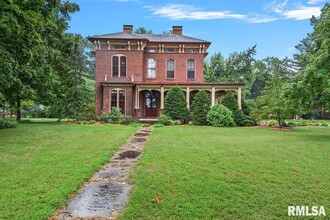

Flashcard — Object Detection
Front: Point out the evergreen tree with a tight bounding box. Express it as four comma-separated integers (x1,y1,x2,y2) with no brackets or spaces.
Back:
207,104,236,127
191,91,211,125
221,91,244,125
164,86,188,121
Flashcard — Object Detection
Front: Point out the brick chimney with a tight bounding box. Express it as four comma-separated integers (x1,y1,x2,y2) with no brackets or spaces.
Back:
123,25,133,34
172,26,182,35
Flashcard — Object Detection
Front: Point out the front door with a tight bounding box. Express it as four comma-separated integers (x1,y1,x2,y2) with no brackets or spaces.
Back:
145,90,158,117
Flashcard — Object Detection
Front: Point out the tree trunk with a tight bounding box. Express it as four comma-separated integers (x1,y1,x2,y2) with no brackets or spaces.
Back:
16,98,21,122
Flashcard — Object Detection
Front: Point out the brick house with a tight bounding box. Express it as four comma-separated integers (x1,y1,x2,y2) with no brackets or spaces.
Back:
89,25,244,121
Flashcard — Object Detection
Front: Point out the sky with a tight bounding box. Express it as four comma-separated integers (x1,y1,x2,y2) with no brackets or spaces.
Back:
68,0,327,60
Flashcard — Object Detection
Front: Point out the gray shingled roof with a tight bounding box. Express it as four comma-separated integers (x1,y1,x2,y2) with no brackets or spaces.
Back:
137,34,210,43
90,32,147,40
89,32,210,44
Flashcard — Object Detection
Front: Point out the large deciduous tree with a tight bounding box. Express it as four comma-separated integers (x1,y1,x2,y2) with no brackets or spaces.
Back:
0,0,79,120
291,3,330,112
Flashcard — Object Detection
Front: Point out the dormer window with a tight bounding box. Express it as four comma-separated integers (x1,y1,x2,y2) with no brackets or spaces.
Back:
112,55,126,77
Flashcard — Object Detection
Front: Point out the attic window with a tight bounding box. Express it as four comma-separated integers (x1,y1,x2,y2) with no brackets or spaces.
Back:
113,45,126,50
167,48,175,53
187,49,196,53
148,49,156,53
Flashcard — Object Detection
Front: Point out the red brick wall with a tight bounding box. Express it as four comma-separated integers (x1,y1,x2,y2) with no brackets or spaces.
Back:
102,86,133,116
95,50,143,115
143,53,205,83
95,48,207,115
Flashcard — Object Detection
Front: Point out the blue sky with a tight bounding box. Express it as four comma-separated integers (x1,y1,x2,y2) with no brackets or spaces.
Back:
68,0,326,60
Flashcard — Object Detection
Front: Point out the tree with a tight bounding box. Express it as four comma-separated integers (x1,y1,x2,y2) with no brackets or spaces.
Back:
164,86,189,121
291,4,330,111
51,34,95,120
207,104,235,127
204,53,226,82
253,57,295,127
0,0,79,121
221,91,243,125
134,27,153,34
191,91,211,125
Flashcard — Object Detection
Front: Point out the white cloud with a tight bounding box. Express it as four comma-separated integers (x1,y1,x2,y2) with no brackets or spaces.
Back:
265,0,321,20
145,2,321,23
280,6,321,19
307,0,326,5
145,4,246,20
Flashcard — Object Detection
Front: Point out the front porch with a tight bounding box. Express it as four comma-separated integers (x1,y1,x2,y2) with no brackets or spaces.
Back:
134,83,244,119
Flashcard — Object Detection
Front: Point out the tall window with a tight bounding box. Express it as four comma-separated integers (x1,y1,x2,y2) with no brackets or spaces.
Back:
187,59,195,79
110,89,125,114
112,55,126,77
167,59,174,78
148,58,156,78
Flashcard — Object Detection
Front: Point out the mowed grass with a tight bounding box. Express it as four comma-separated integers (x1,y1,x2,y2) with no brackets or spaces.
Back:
123,126,330,219
0,123,136,220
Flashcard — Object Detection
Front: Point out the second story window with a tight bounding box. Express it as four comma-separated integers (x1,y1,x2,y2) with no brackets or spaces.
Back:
112,55,126,77
187,59,195,79
167,59,174,78
147,58,156,78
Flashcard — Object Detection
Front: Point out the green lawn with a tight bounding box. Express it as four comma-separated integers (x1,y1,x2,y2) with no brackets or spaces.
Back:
123,126,330,219
0,123,136,220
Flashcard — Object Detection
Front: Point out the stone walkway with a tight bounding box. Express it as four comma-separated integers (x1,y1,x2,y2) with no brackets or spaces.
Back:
51,127,152,220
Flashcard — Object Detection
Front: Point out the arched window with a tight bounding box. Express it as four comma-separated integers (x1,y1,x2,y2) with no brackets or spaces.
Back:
167,59,174,78
187,59,195,79
112,55,126,77
110,89,125,114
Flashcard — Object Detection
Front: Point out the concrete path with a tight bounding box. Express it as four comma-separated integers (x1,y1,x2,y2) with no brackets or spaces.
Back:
51,127,152,220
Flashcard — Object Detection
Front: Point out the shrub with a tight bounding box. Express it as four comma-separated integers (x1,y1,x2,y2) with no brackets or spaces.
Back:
0,117,18,129
207,104,236,127
297,121,307,126
191,91,211,125
121,116,136,125
173,120,181,125
107,107,124,123
321,122,328,127
157,114,174,126
88,120,95,125
221,91,245,126
240,115,257,126
164,86,189,121
153,123,164,128
267,120,277,126
188,121,194,126
76,121,81,124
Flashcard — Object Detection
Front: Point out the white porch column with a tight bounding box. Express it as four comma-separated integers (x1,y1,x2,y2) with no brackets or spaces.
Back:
237,87,242,110
186,87,190,109
211,87,215,106
160,86,164,109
